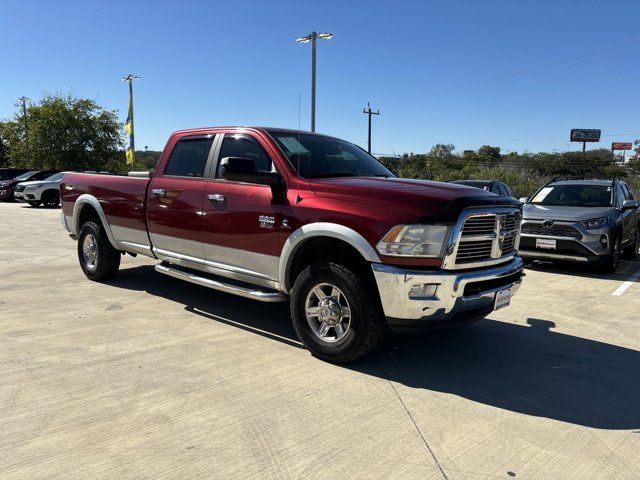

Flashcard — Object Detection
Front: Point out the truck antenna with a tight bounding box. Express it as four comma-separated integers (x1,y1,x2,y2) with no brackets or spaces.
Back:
296,94,302,204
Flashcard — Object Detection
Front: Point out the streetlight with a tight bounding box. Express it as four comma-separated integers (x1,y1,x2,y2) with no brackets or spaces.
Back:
17,97,30,168
296,31,333,132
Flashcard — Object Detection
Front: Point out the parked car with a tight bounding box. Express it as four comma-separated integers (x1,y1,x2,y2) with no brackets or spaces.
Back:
60,127,524,362
0,168,31,181
15,171,66,207
449,179,514,197
0,170,58,202
519,178,639,273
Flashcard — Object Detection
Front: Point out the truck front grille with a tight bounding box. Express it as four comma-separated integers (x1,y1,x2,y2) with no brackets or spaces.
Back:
453,211,521,266
521,222,582,239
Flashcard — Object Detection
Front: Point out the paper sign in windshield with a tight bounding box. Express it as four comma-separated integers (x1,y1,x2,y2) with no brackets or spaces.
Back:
533,187,553,203
279,137,309,155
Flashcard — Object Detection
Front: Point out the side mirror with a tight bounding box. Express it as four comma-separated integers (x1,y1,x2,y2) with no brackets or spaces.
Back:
519,197,529,204
220,157,286,199
621,199,639,211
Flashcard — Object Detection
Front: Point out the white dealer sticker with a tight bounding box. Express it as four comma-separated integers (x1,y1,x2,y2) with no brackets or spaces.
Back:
536,238,556,249
532,187,553,203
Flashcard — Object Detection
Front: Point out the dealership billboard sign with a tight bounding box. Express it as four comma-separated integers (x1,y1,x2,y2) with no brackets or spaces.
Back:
570,129,601,142
611,142,632,150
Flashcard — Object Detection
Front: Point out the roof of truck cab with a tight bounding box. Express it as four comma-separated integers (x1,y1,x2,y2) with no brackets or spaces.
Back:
170,126,334,138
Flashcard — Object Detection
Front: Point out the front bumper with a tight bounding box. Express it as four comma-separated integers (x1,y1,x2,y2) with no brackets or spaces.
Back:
372,256,524,331
0,188,14,200
518,227,611,263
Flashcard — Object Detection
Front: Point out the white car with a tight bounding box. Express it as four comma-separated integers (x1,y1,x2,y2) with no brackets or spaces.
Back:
15,171,67,207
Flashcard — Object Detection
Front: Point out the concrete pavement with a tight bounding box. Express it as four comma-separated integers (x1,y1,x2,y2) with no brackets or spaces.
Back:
1,201,638,479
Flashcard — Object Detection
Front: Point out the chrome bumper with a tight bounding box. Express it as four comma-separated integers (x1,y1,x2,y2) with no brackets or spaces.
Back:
372,256,524,329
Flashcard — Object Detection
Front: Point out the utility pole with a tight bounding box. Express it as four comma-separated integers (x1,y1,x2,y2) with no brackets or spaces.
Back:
18,97,29,168
296,32,333,132
362,102,380,154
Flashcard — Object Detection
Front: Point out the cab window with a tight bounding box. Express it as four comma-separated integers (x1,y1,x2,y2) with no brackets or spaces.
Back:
216,134,274,177
164,137,214,178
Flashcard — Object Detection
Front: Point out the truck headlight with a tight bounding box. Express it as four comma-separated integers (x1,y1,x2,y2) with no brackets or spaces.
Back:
581,217,608,229
376,225,450,257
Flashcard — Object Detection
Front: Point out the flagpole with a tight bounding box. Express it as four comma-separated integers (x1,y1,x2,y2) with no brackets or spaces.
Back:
121,74,140,172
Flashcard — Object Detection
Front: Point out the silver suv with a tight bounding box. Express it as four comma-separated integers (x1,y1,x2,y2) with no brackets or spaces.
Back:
518,179,640,273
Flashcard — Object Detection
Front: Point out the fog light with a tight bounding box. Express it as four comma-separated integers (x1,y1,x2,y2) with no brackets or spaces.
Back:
409,283,439,299
600,235,608,247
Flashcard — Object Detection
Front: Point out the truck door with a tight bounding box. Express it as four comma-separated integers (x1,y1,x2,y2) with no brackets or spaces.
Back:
201,133,282,287
147,134,216,264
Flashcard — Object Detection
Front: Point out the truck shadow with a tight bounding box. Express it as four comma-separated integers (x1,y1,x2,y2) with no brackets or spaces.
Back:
109,265,640,431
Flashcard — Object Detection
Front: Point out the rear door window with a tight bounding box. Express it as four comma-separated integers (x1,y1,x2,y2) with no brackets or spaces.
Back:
164,137,214,178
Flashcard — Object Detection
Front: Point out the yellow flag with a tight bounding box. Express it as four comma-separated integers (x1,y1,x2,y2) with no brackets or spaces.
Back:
124,93,134,165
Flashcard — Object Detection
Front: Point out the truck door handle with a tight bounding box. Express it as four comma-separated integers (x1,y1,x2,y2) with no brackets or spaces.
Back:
208,193,226,203
152,188,166,196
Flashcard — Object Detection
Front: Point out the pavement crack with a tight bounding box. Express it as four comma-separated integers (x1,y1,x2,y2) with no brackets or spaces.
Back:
376,354,449,480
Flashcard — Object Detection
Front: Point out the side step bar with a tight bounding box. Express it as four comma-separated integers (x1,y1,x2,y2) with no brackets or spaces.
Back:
154,264,289,302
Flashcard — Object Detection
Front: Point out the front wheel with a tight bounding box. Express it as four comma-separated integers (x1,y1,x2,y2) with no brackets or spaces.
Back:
290,263,385,363
27,201,41,207
41,190,60,208
77,221,121,281
622,226,639,259
599,235,620,274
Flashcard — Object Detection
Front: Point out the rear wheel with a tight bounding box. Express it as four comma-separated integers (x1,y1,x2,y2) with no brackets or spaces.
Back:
622,226,639,259
77,221,121,280
41,190,60,208
290,262,385,363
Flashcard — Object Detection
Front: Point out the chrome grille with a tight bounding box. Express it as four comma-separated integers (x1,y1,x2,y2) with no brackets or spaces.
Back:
14,185,25,192
461,216,496,236
521,222,582,239
454,210,521,265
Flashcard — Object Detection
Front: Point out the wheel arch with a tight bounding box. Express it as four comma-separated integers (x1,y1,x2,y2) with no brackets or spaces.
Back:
72,194,118,248
279,222,381,293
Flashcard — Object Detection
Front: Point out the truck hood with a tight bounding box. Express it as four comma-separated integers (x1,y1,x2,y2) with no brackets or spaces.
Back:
309,177,515,220
523,204,616,221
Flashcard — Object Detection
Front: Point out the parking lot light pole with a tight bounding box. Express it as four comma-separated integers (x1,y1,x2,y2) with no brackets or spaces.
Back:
296,32,333,132
17,97,30,168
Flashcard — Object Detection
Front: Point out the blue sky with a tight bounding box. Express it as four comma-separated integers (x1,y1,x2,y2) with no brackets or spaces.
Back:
2,0,640,154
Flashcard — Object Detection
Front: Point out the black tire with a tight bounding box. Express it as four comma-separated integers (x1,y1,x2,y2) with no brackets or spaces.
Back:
77,221,121,281
290,262,385,363
41,190,60,208
622,226,639,260
598,234,620,274
27,201,41,207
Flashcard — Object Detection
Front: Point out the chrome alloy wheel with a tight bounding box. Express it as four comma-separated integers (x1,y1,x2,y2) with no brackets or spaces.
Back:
82,233,98,271
305,283,352,343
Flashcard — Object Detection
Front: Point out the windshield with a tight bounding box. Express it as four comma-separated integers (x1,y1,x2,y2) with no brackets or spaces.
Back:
530,184,612,207
45,172,64,182
15,171,37,181
268,131,394,179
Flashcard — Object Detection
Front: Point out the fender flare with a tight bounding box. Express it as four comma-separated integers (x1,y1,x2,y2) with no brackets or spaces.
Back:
278,222,381,293
72,194,118,248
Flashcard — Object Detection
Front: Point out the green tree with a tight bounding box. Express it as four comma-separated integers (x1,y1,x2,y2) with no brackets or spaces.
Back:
0,93,124,172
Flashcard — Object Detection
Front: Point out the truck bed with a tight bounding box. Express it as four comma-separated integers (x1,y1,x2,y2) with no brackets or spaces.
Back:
61,172,152,254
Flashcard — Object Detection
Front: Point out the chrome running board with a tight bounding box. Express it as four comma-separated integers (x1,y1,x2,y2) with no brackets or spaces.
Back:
154,264,288,302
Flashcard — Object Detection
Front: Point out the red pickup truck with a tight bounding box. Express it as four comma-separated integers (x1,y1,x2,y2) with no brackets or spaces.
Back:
61,127,524,362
